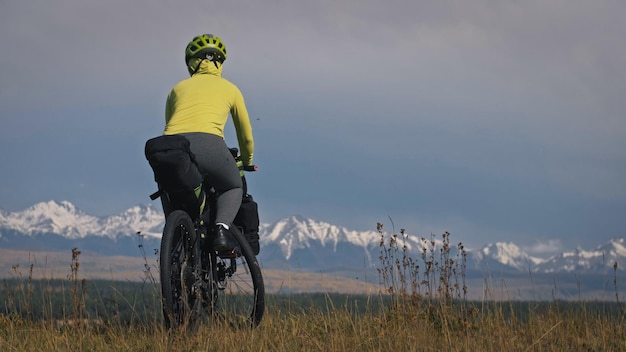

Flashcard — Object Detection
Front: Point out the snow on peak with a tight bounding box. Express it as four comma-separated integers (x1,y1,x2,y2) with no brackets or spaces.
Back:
482,242,522,258
261,215,379,260
532,238,626,273
30,200,81,215
599,238,626,257
0,201,164,239
0,200,98,238
100,204,165,239
478,242,543,269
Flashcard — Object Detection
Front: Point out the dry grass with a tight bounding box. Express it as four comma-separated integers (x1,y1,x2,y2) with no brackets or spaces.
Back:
1,229,626,351
1,297,625,351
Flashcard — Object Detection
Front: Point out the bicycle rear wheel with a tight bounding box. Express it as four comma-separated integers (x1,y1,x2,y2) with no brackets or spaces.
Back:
210,227,265,327
160,210,204,330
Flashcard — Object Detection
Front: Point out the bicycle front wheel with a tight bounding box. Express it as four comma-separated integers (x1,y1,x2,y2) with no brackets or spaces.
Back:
211,227,265,327
160,210,202,330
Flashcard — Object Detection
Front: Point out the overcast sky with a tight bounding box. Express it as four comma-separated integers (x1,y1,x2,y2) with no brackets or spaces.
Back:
1,0,625,255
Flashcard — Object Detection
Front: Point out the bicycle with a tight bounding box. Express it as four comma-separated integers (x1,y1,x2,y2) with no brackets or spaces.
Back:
153,149,264,330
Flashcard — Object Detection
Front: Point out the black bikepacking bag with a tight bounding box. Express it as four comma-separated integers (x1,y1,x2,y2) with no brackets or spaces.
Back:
234,194,260,255
144,135,204,220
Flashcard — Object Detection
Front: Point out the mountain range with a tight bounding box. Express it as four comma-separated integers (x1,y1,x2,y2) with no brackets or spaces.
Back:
0,201,626,300
1,200,625,277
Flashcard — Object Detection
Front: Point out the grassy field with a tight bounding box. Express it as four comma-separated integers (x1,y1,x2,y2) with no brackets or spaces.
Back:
1,288,625,351
1,229,625,351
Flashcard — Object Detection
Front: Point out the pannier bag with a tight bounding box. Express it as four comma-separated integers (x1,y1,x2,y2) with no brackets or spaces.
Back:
144,135,205,220
234,194,260,255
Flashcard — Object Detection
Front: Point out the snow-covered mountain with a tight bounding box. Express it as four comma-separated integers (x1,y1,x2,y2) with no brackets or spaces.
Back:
534,239,626,273
0,201,164,256
473,242,545,271
0,200,164,239
1,201,625,274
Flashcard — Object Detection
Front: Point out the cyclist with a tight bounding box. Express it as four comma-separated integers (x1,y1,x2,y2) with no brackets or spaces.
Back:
162,33,254,252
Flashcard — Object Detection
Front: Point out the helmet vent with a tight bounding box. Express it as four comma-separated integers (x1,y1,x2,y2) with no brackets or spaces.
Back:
185,34,228,65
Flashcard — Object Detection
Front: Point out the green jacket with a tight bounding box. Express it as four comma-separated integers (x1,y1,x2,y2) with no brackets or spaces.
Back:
164,60,254,166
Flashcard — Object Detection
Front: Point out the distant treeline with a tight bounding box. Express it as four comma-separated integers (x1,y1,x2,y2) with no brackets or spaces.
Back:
1,279,623,325
1,278,161,324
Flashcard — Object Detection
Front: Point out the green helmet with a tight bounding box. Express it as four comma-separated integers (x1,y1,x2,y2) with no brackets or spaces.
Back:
185,34,227,65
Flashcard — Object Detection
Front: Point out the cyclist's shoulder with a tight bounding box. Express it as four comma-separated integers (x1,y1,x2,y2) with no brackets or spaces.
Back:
186,73,239,89
217,77,245,100
169,74,243,100
219,76,241,90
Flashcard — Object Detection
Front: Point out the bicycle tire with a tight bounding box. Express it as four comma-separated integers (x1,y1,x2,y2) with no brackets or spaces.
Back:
210,226,265,327
160,210,203,330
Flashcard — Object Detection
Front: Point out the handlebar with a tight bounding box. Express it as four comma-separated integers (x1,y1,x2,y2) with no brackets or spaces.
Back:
230,148,258,173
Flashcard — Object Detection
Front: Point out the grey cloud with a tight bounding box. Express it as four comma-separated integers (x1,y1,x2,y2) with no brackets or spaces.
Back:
1,0,625,246
523,239,563,257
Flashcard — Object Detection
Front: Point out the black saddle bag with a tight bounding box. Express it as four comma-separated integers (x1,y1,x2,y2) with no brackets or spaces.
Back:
144,135,204,220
